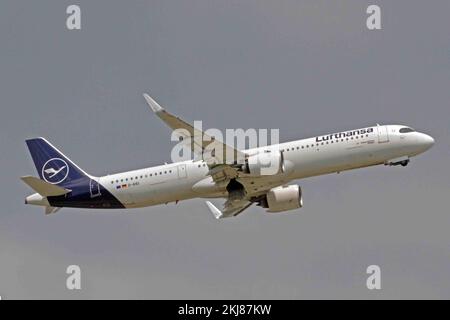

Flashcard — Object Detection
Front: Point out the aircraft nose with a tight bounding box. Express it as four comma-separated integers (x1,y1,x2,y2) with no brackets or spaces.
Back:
419,133,435,150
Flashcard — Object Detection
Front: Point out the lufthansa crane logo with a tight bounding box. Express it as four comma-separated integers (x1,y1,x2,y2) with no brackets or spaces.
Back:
42,158,69,184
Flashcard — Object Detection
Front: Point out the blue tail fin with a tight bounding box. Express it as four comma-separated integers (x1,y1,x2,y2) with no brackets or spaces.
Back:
26,138,90,187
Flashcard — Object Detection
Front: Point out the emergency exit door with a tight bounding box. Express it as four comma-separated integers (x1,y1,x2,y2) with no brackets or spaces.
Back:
178,164,187,178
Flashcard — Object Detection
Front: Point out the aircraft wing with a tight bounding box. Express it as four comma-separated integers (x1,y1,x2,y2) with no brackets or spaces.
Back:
206,199,253,219
143,94,245,167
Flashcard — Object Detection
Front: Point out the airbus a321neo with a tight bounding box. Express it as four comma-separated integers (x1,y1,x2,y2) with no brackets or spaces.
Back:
22,94,434,218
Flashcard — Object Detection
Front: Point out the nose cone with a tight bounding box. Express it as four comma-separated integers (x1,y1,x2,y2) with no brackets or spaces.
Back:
418,133,435,151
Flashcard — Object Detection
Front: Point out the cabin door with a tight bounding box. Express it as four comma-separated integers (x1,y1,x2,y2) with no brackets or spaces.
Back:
377,125,389,143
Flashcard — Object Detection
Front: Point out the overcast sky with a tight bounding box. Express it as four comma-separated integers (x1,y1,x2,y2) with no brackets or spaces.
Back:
1,0,450,299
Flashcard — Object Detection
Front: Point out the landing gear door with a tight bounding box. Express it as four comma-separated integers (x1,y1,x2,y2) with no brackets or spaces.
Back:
90,178,101,198
377,125,389,143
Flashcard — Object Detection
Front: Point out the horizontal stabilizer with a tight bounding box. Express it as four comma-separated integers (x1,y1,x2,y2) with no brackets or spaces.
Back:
20,176,71,196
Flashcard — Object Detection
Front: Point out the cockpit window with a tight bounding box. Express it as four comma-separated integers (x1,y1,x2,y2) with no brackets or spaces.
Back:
399,127,415,133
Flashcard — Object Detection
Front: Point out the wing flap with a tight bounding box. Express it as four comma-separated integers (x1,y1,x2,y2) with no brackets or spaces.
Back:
205,200,253,219
208,164,239,182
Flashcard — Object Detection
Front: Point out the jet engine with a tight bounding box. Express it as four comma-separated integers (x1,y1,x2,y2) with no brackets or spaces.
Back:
243,150,284,176
257,185,303,213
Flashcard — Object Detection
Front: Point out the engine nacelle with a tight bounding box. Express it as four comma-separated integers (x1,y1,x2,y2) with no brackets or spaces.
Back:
244,150,284,176
266,185,303,213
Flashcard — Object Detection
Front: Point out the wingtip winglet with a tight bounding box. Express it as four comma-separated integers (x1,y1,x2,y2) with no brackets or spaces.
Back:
206,201,223,219
143,93,164,113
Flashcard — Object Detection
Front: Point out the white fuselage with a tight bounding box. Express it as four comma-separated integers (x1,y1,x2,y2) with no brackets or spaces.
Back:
98,124,434,208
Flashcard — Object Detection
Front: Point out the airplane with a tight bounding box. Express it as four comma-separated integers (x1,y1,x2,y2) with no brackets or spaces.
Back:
21,94,435,218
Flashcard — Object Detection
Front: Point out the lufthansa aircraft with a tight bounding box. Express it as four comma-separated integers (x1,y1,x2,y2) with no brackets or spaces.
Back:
22,94,434,218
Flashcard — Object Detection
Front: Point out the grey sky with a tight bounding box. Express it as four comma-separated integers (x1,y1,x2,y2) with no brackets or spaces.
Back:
1,0,450,299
